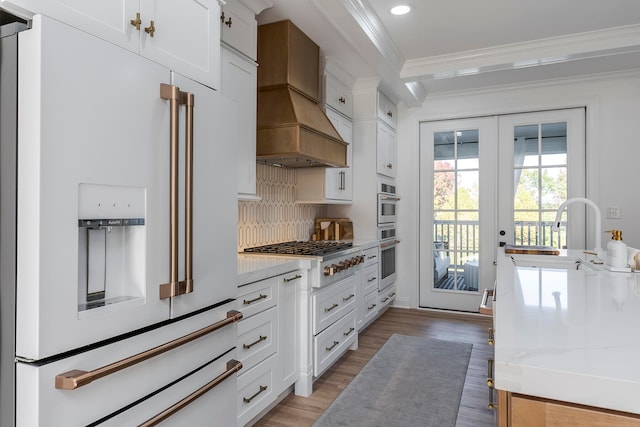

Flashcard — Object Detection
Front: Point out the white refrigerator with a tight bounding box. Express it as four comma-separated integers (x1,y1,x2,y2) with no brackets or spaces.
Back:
1,13,241,426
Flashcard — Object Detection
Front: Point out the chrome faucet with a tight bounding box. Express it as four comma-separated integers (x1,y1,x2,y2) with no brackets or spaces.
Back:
553,197,604,259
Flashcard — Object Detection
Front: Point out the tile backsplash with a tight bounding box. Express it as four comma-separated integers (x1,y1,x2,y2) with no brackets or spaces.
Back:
238,164,327,251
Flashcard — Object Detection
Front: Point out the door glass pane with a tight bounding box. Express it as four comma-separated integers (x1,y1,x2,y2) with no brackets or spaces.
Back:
433,128,479,292
513,122,567,248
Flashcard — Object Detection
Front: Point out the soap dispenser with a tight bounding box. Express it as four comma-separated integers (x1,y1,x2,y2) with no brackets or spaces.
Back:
605,230,628,269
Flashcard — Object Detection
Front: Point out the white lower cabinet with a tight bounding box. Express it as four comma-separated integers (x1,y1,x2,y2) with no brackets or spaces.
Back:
236,269,301,426
379,283,397,311
358,244,380,331
314,309,357,377
237,354,277,427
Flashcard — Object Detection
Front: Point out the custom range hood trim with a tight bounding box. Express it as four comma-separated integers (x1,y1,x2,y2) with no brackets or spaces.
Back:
256,20,348,168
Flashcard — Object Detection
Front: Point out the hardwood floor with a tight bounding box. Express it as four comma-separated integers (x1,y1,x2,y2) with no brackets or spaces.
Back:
253,307,496,427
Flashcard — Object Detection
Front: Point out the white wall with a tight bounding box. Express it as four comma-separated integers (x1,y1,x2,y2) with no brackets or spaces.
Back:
396,70,640,309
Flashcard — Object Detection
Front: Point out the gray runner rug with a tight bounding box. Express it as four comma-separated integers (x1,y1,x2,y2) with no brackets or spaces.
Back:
313,334,472,427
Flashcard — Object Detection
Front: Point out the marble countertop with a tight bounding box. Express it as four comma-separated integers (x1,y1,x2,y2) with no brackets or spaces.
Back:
237,255,301,287
495,247,640,414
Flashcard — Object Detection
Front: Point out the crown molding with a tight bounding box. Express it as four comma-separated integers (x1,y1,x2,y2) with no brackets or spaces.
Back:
402,24,640,80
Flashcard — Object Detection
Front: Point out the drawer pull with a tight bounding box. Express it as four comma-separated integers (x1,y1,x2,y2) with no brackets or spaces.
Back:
326,340,339,352
487,358,495,387
243,335,267,350
342,293,355,302
140,359,242,427
390,292,396,298
343,327,355,337
367,303,377,310
243,385,268,404
55,311,243,390
367,277,377,282
324,303,339,313
243,294,267,305
488,327,495,346
381,297,389,303
367,255,377,260
283,274,302,283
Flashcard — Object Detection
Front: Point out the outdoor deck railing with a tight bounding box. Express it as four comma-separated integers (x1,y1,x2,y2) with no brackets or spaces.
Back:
434,220,566,267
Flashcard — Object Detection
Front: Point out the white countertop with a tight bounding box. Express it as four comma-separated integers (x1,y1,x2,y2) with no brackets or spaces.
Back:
495,248,640,414
237,255,301,286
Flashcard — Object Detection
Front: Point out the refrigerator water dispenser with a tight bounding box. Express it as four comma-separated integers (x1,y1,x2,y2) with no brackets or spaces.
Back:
77,184,146,314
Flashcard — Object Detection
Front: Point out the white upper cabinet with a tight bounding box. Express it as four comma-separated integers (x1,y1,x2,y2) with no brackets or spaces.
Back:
376,121,397,178
377,90,397,130
324,73,353,119
221,46,258,199
296,108,353,204
1,0,221,89
219,0,257,60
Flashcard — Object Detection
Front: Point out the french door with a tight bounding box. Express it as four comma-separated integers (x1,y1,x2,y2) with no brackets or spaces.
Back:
419,109,585,311
419,117,498,311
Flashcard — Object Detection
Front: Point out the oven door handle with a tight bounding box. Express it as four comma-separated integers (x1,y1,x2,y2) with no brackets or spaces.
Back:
380,239,400,249
379,195,400,201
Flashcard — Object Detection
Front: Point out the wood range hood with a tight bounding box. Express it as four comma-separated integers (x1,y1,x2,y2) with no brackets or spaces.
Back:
256,20,347,168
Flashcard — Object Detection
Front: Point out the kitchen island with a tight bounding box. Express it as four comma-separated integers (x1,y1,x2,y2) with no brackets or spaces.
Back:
494,247,640,425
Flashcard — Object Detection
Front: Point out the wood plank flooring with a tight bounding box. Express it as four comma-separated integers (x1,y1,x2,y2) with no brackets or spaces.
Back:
253,307,496,427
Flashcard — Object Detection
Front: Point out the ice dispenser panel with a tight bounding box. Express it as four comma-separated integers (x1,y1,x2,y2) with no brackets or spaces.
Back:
78,184,146,315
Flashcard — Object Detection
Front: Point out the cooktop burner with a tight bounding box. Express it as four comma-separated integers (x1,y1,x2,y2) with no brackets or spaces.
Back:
243,241,353,256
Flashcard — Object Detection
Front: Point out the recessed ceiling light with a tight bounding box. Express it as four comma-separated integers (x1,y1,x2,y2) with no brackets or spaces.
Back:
390,5,412,15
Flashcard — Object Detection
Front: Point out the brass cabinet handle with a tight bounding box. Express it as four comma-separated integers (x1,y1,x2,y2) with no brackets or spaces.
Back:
325,340,339,352
487,358,495,387
243,385,267,404
159,84,195,300
386,110,393,118
343,327,355,337
338,96,346,104
283,274,302,283
324,303,339,313
130,12,142,31
243,294,267,305
243,335,267,350
488,327,495,346
144,20,155,37
367,303,377,310
367,277,377,282
220,11,225,22
386,162,393,169
342,293,355,302
224,17,232,28
381,297,389,303
55,310,243,390
367,255,377,259
139,359,242,426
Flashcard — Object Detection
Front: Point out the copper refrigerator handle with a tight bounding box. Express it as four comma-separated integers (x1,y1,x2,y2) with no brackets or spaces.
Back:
159,84,195,299
181,90,194,295
54,310,243,390
138,359,242,427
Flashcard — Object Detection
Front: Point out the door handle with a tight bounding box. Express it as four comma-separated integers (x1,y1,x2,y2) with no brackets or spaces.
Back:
139,359,242,426
55,310,243,390
159,84,195,300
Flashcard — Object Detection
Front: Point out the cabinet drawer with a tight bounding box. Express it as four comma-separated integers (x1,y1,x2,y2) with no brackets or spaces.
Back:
362,263,379,294
237,354,277,427
312,275,357,335
362,246,379,267
361,289,379,328
237,306,277,372
377,91,397,129
324,73,352,118
237,275,278,318
314,310,357,377
379,284,397,310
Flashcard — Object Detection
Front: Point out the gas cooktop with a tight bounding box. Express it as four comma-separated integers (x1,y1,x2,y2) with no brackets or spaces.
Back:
243,241,353,257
